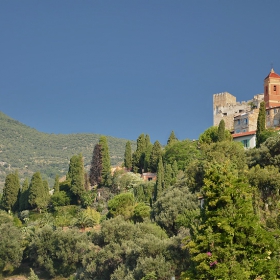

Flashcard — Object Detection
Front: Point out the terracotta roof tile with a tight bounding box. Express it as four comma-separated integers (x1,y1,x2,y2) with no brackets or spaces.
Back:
265,68,280,79
232,131,256,138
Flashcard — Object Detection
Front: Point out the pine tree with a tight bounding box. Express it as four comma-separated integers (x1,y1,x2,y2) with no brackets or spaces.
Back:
28,172,48,212
132,133,146,173
53,175,60,193
185,162,278,279
256,101,266,147
19,178,29,211
124,141,132,170
217,119,226,142
89,144,102,186
154,156,164,201
99,136,111,186
67,154,85,200
1,171,20,212
149,140,162,172
167,130,178,146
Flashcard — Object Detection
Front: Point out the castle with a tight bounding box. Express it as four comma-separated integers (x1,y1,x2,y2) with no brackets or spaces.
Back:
213,68,280,148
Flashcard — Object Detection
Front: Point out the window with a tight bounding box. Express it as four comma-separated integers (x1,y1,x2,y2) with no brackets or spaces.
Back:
274,108,278,114
274,85,277,91
244,118,248,125
239,110,244,113
236,129,240,133
274,119,279,126
223,113,227,116
237,119,240,125
242,139,249,148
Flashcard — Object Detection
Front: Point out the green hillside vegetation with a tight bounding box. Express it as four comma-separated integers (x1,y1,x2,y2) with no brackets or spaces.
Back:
0,111,136,190
1,122,280,279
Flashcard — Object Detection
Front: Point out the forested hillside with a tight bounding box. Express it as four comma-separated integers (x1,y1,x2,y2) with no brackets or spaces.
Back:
0,112,136,190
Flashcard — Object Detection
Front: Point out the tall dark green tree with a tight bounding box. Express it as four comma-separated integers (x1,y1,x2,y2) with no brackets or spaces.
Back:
67,154,85,200
149,140,162,173
154,156,164,201
124,141,132,170
89,144,102,186
256,101,266,147
144,135,153,172
99,136,111,186
19,178,29,211
28,172,48,212
1,171,20,212
217,119,226,142
167,130,178,146
132,133,146,173
53,175,60,193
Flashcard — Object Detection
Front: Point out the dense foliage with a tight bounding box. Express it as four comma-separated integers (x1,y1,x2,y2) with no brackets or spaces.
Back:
1,127,280,279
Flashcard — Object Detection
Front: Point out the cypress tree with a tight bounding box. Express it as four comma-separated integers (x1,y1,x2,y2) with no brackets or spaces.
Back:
67,154,85,200
167,130,178,146
144,135,153,172
256,101,266,147
19,178,29,211
1,171,20,212
217,119,226,142
124,141,132,170
164,163,173,188
149,140,162,173
28,172,48,212
53,175,60,193
132,133,146,173
89,144,102,186
154,156,164,201
99,136,111,186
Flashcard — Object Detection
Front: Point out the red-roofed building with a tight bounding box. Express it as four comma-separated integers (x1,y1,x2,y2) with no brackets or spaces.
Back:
232,131,256,149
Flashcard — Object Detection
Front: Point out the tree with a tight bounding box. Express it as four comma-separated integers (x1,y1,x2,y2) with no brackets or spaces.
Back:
217,119,226,142
184,162,278,279
167,130,178,146
0,222,23,273
107,192,135,219
67,154,85,201
132,133,146,173
144,135,153,172
149,140,162,173
99,136,111,186
53,175,60,193
1,171,20,212
28,268,39,280
124,141,132,170
19,178,29,211
28,172,48,212
199,126,232,145
154,157,164,201
89,144,102,186
256,101,266,147
164,139,200,170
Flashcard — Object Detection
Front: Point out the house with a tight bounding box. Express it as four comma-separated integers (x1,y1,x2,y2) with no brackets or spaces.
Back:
232,131,256,149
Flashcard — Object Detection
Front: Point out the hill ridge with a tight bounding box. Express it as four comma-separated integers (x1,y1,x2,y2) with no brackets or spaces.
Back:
0,111,135,190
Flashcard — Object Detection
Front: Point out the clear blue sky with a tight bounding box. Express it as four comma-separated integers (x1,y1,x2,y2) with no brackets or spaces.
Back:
1,1,280,144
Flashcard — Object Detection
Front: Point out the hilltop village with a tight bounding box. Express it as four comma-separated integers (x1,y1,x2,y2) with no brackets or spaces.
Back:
213,68,280,148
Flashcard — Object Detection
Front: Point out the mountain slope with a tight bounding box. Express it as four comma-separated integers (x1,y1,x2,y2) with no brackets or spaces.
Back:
0,112,136,190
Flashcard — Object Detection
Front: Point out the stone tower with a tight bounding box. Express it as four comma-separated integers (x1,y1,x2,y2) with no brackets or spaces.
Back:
264,68,280,108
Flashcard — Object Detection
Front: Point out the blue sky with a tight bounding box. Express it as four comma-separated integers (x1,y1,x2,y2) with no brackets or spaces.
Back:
1,1,280,144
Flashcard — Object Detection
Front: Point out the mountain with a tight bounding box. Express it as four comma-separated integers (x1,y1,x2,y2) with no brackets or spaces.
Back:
0,112,136,190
